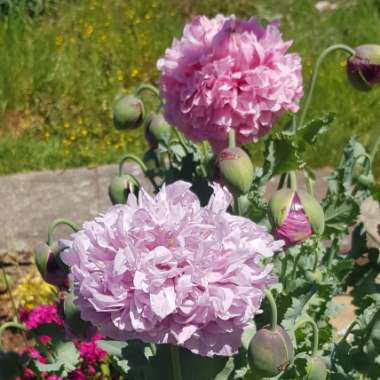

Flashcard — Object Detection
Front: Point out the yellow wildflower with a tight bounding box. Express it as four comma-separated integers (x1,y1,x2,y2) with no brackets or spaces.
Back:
55,35,63,48
63,122,70,129
9,267,57,310
84,23,94,38
130,68,139,78
340,60,347,67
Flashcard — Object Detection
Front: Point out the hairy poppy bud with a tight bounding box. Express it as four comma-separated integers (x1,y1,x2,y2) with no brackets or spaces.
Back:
249,326,294,378
347,44,380,91
269,189,325,247
35,242,68,288
305,356,328,380
218,147,254,194
113,95,144,130
108,174,139,205
145,113,172,148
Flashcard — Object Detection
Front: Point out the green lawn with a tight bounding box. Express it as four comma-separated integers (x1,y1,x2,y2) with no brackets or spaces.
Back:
0,0,379,176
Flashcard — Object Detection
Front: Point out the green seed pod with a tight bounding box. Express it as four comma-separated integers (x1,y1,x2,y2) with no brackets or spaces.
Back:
218,147,254,194
305,356,328,380
113,95,144,130
249,326,294,378
108,174,140,205
35,242,68,288
347,44,380,91
145,113,172,148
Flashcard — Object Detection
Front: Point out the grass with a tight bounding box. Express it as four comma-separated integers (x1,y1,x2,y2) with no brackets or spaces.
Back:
0,0,379,176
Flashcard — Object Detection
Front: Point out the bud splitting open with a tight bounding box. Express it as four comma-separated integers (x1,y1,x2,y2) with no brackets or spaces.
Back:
269,189,325,247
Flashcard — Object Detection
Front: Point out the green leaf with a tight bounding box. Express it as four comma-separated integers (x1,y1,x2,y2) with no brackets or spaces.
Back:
272,134,301,175
323,196,360,236
298,113,335,146
96,340,128,357
36,341,79,374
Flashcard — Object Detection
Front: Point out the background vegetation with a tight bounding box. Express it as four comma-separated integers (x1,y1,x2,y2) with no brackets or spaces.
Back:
0,0,379,175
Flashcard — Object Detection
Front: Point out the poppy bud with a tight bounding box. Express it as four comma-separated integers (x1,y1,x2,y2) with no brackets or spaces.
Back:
113,95,144,130
218,147,254,194
249,326,294,378
35,242,68,288
347,44,380,91
305,356,328,380
269,189,325,247
108,174,139,205
145,113,172,148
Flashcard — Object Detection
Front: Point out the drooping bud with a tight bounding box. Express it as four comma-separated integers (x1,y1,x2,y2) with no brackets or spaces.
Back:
108,174,139,205
218,147,254,194
305,356,328,380
145,113,172,148
269,189,324,247
249,326,294,378
347,44,380,91
62,290,97,341
113,95,144,130
35,242,68,288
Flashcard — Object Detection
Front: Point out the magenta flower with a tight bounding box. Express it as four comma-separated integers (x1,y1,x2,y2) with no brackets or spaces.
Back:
62,181,282,356
157,15,303,151
77,334,107,364
68,370,86,380
20,304,62,330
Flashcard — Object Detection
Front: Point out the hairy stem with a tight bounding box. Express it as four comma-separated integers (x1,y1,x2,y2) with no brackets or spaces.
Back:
265,288,278,331
228,129,236,149
299,44,356,127
47,218,79,246
295,316,319,357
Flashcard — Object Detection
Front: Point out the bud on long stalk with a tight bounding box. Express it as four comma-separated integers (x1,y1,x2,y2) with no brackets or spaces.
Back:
347,44,380,90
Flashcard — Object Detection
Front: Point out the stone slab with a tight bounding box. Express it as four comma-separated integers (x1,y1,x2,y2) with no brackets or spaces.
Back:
0,166,379,260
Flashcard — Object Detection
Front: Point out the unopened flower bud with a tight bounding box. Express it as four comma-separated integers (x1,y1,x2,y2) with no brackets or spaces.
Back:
249,326,294,378
145,113,172,148
269,189,325,247
35,242,68,288
108,174,139,205
305,356,328,380
347,44,380,90
218,147,254,194
113,95,144,130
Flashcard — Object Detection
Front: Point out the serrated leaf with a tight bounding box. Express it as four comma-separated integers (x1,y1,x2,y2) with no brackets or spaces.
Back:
36,341,79,374
96,340,128,357
298,113,335,145
272,134,301,175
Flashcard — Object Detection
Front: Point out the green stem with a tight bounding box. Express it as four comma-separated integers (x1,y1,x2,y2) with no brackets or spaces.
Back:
295,316,319,357
299,44,356,127
279,253,288,283
119,153,148,176
173,128,190,153
0,265,19,322
292,114,297,134
339,320,360,346
312,249,319,272
170,345,182,380
47,218,79,246
0,322,27,351
265,289,278,331
304,170,315,197
228,129,236,149
370,135,380,162
291,250,303,280
289,171,297,191
326,237,339,269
